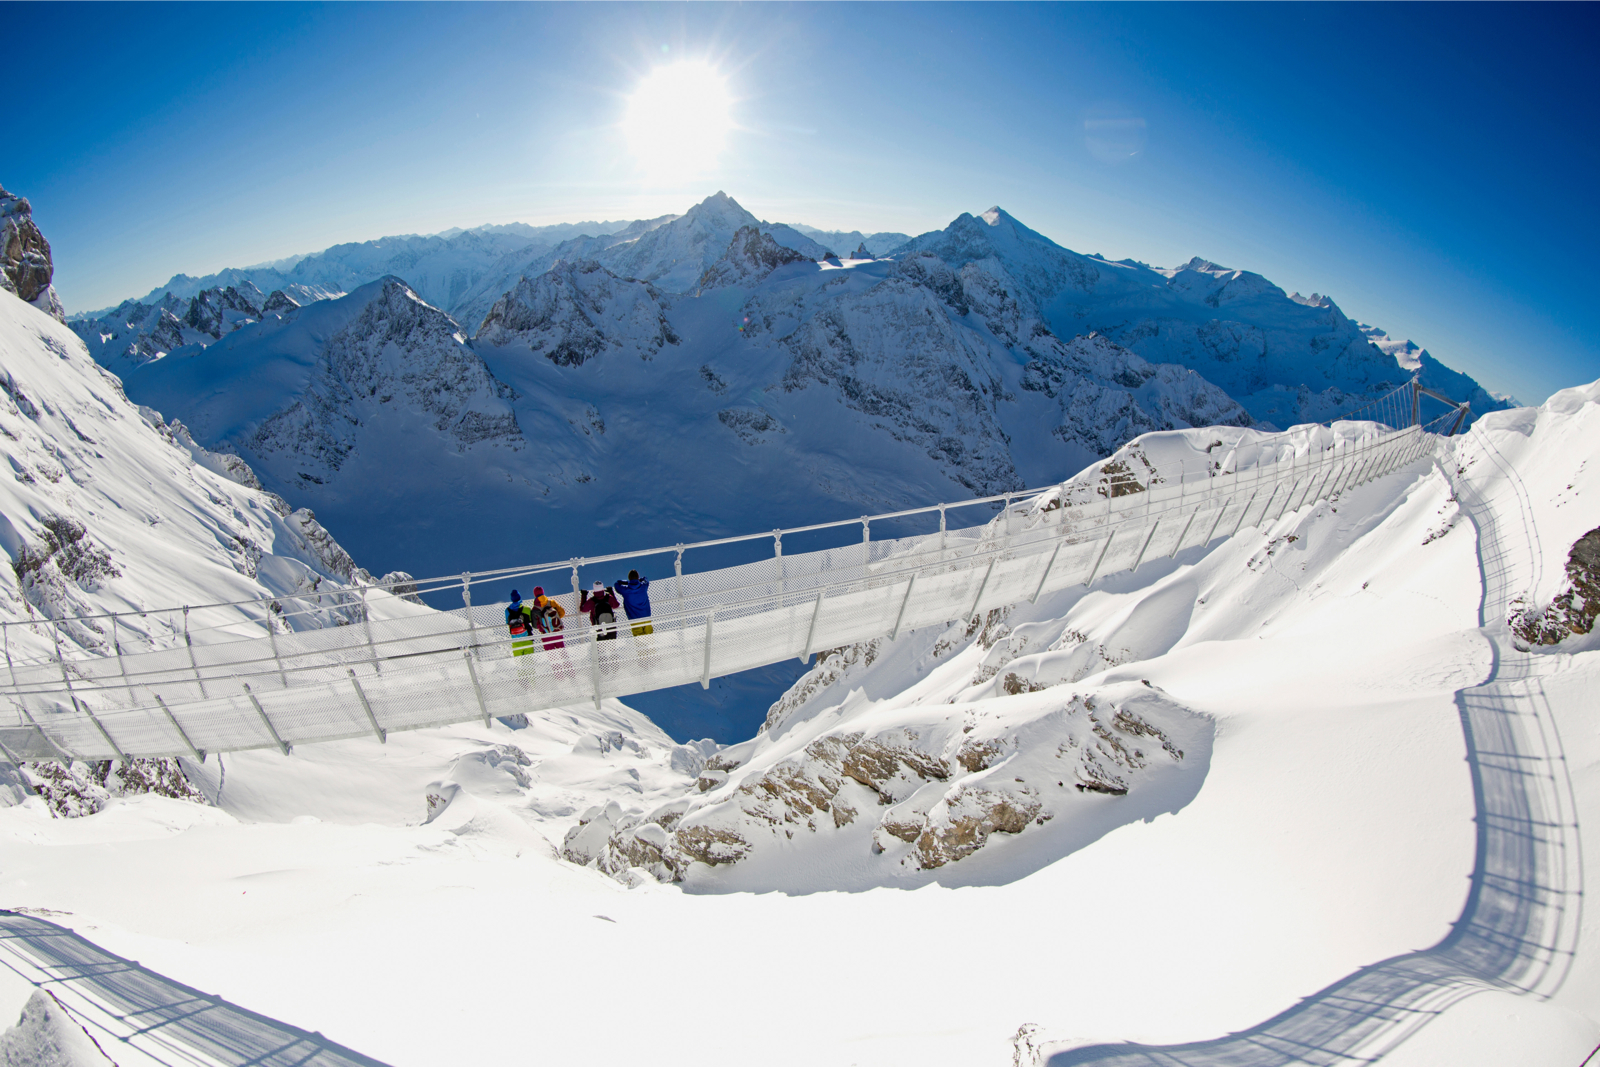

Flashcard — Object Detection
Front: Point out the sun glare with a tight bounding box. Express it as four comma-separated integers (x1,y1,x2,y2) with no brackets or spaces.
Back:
620,62,733,180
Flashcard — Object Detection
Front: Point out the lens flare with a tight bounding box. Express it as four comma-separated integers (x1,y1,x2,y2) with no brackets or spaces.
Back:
620,62,733,180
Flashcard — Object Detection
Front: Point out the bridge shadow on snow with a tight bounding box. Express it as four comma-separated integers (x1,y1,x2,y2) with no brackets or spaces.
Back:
1048,449,1583,1064
0,911,392,1067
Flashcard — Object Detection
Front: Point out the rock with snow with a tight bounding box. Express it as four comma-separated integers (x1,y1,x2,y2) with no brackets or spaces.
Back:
242,278,523,490
896,206,1506,429
695,226,810,290
476,259,679,363
0,185,64,323
0,990,115,1066
261,289,301,315
185,283,265,338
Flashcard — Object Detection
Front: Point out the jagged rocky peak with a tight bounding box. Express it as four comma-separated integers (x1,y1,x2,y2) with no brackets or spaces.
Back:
851,242,872,260
262,289,301,315
0,183,64,322
186,282,265,338
476,259,679,365
696,226,810,290
598,191,765,293
245,276,522,486
1289,291,1335,309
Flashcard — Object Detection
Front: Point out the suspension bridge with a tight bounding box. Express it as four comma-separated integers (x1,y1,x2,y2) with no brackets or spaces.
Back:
0,381,1468,764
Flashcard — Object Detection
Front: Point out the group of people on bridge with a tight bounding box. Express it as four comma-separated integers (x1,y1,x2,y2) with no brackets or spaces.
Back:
504,570,653,659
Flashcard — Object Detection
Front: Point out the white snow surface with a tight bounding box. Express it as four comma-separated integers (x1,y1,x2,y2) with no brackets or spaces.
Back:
2,357,1596,1064
0,288,380,668
0,990,114,1067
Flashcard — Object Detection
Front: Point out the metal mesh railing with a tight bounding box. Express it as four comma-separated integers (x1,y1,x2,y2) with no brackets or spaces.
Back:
0,416,1439,762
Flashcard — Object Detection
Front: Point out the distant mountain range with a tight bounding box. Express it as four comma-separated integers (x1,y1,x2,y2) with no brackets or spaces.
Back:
69,191,1508,594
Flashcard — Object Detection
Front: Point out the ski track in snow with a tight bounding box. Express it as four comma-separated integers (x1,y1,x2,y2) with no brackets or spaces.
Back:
1040,390,1596,1066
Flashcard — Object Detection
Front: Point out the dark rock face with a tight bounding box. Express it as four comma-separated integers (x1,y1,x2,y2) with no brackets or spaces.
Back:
185,284,264,338
475,259,678,365
695,226,810,290
1511,526,1600,646
262,289,301,314
0,184,63,321
248,278,523,482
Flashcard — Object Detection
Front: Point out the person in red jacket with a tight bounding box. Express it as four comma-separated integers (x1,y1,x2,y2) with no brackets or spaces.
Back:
580,581,621,641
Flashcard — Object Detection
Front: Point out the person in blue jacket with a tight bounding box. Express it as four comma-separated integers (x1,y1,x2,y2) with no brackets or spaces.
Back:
505,590,537,657
614,569,653,636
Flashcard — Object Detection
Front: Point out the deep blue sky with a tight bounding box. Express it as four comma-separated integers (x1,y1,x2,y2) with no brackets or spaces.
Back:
8,2,1596,403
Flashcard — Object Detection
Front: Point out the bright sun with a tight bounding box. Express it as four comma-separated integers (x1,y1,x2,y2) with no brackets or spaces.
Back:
620,62,733,180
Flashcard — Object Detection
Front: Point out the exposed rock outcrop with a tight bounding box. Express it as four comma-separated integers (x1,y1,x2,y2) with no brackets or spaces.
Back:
0,184,64,321
1511,526,1600,647
475,259,678,364
696,226,809,290
564,678,1199,884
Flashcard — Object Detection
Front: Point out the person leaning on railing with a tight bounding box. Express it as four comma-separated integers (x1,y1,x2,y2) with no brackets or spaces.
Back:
614,570,653,637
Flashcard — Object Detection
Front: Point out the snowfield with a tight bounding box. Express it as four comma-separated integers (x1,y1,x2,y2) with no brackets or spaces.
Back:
3,264,1596,1062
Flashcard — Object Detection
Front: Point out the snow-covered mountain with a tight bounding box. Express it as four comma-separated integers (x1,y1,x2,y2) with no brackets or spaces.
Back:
108,220,1246,597
115,219,642,313
897,207,1506,427
76,193,1502,439
789,223,911,257
0,238,389,669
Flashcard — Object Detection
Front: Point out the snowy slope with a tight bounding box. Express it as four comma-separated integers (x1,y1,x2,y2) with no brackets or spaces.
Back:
0,283,393,681
2,382,1594,1067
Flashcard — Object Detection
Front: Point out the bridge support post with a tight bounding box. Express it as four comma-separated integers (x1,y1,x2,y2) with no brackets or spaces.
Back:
801,592,824,662
243,683,290,756
110,614,141,709
967,558,996,622
265,604,288,689
1085,529,1116,588
48,619,128,763
674,547,685,634
1230,488,1261,539
0,734,26,775
462,648,490,727
346,670,386,743
1131,519,1161,573
890,574,918,639
181,607,209,700
153,694,203,762
78,698,128,765
589,627,603,711
700,611,716,689
1170,508,1199,559
360,586,381,674
460,573,478,651
774,531,783,600
1031,542,1062,604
